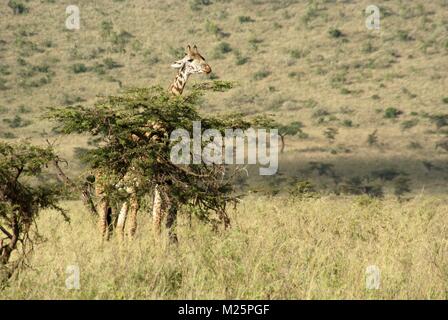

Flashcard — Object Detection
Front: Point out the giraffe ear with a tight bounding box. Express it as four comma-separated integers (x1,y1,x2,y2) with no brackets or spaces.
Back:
186,45,192,55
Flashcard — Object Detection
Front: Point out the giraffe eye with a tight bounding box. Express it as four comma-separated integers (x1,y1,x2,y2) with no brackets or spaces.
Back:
187,59,194,62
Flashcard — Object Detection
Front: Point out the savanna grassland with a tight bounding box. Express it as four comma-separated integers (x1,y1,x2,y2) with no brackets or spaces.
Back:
1,0,448,299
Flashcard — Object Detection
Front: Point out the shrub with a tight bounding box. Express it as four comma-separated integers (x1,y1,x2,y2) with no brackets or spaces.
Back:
0,78,8,91
3,115,31,128
384,107,403,119
401,119,418,130
71,63,88,74
215,42,232,54
342,119,353,127
428,114,448,129
329,28,343,38
238,16,255,23
253,70,271,80
288,180,317,199
190,0,212,11
7,0,28,14
289,49,305,59
235,52,249,65
103,58,122,69
0,142,67,284
396,30,414,41
394,176,412,198
338,177,383,198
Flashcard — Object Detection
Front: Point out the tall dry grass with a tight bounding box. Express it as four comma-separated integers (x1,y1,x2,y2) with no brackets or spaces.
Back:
2,195,448,299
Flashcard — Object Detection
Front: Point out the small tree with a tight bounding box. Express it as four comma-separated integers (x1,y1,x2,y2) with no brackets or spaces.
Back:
0,142,67,285
253,115,304,153
47,84,250,230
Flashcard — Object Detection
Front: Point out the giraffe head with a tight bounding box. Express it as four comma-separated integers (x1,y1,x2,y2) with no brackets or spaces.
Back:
171,45,212,75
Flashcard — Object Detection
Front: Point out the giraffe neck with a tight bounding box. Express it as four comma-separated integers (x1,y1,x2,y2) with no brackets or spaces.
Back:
169,65,190,96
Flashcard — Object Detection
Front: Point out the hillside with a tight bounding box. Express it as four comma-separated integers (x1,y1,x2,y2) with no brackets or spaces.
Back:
1,0,448,195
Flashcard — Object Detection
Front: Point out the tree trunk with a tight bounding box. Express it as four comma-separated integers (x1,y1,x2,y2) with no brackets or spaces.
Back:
280,135,285,153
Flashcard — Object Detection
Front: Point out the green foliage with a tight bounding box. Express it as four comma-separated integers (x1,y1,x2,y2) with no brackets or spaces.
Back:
328,28,343,38
190,0,212,11
384,107,403,119
427,114,448,129
288,180,317,199
367,129,378,146
289,49,306,59
238,16,255,23
46,84,247,226
338,176,383,198
3,115,31,128
371,168,402,181
8,0,28,14
342,119,353,127
234,50,249,65
192,80,234,92
394,176,412,198
213,42,232,58
401,119,418,130
0,142,67,284
71,63,88,74
253,70,271,80
253,116,304,152
396,30,414,41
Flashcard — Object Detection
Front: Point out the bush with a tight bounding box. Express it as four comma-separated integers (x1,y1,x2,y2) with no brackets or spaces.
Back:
253,70,271,80
342,119,353,127
190,0,212,11
338,177,383,198
384,107,403,119
396,30,414,41
235,53,249,65
288,180,317,199
401,119,418,130
215,42,232,55
8,0,28,14
0,142,67,284
329,28,343,38
71,63,88,74
238,16,255,23
3,115,31,128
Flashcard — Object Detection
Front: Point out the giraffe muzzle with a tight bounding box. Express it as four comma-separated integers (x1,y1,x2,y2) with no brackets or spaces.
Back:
202,64,212,74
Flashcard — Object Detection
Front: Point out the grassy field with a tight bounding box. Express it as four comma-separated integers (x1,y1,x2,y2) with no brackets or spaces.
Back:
1,195,448,299
1,0,448,299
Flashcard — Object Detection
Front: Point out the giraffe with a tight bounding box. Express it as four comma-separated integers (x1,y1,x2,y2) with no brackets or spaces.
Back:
96,44,211,242
153,44,212,241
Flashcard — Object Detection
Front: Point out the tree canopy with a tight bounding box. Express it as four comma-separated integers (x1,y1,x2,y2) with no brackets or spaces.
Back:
0,142,67,284
46,83,252,227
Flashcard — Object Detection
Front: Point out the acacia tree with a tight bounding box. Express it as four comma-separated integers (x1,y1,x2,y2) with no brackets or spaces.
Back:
0,142,67,285
47,84,251,230
254,115,304,153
